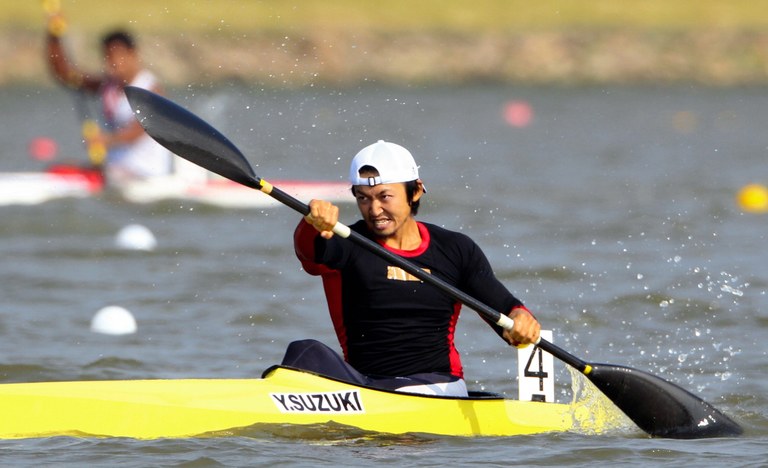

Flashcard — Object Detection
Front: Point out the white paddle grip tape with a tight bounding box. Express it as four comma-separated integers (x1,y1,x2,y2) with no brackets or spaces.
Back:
497,314,515,330
332,222,351,238
305,214,350,238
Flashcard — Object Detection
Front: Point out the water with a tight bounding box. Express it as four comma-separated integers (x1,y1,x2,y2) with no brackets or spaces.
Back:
0,84,766,466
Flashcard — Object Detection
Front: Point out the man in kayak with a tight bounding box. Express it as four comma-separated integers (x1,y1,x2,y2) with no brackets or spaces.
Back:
291,140,540,397
45,13,173,184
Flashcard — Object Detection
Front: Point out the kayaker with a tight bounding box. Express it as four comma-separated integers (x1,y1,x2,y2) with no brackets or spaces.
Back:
45,12,173,184
290,140,541,397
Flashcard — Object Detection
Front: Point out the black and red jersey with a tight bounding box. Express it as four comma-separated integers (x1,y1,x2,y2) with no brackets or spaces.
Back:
294,219,526,379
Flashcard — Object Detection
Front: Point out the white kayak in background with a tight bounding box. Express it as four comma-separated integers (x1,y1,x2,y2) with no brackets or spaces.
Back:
119,175,351,208
0,164,350,208
0,169,102,206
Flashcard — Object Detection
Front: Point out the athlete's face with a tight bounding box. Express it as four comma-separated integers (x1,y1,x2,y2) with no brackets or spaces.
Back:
353,182,421,239
103,42,139,84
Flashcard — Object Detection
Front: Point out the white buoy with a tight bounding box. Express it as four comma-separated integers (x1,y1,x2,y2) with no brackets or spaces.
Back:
115,224,157,251
91,306,137,335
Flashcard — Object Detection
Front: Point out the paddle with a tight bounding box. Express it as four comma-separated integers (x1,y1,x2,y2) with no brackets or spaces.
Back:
125,86,742,439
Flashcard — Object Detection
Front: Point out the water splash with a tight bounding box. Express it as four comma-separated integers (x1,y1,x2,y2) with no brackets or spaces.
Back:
697,269,748,299
567,367,636,435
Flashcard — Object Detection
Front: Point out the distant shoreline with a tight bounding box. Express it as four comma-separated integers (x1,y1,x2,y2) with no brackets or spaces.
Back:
6,29,768,88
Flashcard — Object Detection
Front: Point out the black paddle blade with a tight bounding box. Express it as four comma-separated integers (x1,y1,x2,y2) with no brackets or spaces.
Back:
587,363,742,438
125,86,261,189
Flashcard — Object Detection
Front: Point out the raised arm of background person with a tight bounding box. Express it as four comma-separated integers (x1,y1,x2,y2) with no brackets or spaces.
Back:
45,24,103,92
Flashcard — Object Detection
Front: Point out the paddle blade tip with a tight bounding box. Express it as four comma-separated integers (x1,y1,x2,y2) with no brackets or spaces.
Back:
124,85,149,111
123,86,264,189
587,364,742,439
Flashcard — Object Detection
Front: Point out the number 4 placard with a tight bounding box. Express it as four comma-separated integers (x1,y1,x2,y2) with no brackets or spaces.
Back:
517,329,555,402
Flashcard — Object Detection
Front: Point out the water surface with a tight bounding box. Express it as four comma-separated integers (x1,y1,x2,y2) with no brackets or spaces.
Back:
0,84,765,466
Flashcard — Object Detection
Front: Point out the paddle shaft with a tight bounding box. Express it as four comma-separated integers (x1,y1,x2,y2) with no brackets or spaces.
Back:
261,181,590,373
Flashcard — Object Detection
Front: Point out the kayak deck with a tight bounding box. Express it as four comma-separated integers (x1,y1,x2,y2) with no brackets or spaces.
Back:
0,366,574,440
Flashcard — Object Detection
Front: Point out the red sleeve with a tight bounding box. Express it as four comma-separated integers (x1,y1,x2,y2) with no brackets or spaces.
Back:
293,218,334,276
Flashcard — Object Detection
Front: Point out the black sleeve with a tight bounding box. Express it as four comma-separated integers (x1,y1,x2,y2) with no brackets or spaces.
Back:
460,237,526,338
312,220,368,269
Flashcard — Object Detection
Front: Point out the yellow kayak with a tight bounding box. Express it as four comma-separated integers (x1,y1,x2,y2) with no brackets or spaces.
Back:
0,366,576,439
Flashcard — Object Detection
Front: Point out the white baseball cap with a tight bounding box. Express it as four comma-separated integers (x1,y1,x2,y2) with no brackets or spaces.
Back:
349,140,423,189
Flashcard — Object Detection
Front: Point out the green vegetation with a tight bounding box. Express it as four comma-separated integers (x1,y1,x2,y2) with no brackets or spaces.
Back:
4,0,768,35
3,1,768,87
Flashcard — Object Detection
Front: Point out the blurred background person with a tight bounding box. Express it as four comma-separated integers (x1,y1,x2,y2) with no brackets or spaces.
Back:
45,8,173,184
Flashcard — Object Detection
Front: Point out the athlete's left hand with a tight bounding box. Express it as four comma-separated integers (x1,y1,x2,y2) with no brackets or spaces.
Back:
503,308,540,347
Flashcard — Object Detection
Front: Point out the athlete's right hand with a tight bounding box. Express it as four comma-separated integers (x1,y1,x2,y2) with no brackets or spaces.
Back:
305,199,339,239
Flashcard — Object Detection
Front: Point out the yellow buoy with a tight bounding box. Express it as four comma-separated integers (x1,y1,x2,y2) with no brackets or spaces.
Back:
737,184,768,213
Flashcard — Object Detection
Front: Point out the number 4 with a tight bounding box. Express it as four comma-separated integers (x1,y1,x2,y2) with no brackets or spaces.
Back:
517,329,555,402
